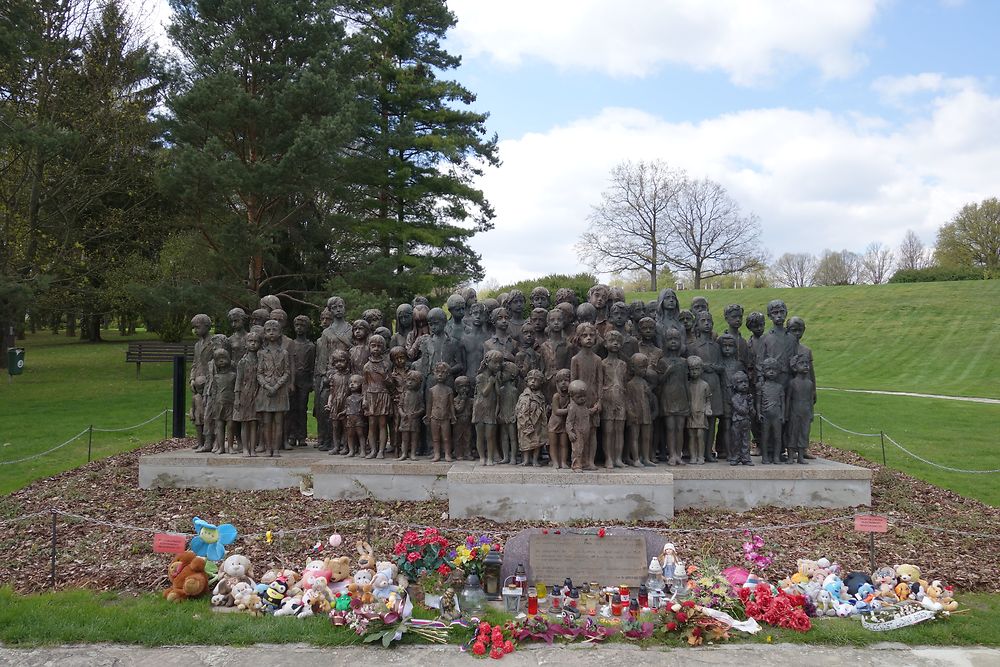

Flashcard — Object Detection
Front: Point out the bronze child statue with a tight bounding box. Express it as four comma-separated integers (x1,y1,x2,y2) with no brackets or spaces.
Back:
516,369,547,467
452,375,474,461
349,319,372,375
362,334,392,459
626,352,656,467
785,353,814,464
339,374,366,457
324,349,352,455
190,314,214,452
570,322,603,470
288,315,315,448
397,370,425,461
547,369,572,470
256,319,291,458
424,362,457,462
757,357,785,465
601,330,628,469
566,379,595,473
207,348,237,454
498,361,520,464
233,328,261,457
728,371,754,466
473,349,503,466
685,356,712,465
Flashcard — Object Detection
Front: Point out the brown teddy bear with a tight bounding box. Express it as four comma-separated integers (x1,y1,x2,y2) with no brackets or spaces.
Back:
163,550,209,602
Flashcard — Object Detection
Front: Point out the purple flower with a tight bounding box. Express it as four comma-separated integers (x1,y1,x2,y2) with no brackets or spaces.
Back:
478,535,490,545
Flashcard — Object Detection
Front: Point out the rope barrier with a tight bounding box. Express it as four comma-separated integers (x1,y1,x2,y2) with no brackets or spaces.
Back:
0,410,172,465
0,429,90,466
92,409,171,433
883,434,1000,474
817,415,881,439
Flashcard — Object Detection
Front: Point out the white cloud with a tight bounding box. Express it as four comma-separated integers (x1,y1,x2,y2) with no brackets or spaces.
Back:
872,73,980,107
450,0,881,84
470,81,1000,284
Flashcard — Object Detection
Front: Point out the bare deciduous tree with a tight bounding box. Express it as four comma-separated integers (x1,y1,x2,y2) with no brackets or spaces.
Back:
897,230,932,271
662,178,764,289
860,242,895,284
575,160,685,292
812,249,861,285
770,252,816,287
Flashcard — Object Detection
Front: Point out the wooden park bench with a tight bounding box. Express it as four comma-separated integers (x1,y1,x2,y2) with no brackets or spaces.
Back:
125,341,195,378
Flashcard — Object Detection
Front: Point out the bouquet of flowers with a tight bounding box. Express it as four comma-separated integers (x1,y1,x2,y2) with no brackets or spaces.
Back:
742,531,774,572
659,599,732,646
511,614,613,645
686,561,742,616
738,583,811,632
468,621,516,659
450,534,502,579
391,528,452,589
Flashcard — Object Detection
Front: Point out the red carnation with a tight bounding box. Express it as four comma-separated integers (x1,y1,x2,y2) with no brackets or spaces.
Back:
478,622,491,635
675,612,688,623
666,621,677,631
681,600,695,608
489,646,504,659
472,641,486,656
503,640,514,654
598,528,606,538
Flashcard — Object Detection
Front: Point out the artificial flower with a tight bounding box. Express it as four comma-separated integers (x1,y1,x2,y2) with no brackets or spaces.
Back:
189,517,237,561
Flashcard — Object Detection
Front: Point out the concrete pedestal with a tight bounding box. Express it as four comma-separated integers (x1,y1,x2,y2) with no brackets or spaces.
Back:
138,449,871,519
447,463,674,521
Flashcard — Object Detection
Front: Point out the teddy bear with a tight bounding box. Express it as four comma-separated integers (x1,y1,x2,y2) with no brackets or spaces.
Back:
814,589,838,616
922,580,958,612
871,565,897,602
348,568,375,605
298,576,335,618
231,581,263,616
211,554,255,606
301,558,333,590
163,550,209,602
895,564,927,600
371,571,396,601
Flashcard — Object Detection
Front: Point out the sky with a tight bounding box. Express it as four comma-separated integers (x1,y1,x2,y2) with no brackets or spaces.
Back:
138,0,1000,286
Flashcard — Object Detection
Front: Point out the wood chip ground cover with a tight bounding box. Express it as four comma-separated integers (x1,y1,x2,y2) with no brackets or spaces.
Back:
0,440,997,594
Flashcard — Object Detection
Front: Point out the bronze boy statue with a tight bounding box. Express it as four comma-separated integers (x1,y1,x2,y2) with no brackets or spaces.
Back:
424,362,457,462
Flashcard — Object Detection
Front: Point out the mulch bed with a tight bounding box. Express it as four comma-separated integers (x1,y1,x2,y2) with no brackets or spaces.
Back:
1,439,997,594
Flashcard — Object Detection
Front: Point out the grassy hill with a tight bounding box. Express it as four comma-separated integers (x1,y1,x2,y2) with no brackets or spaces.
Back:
1,280,998,503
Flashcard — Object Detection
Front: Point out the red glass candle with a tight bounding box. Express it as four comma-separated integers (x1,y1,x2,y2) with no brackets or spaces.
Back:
527,587,538,615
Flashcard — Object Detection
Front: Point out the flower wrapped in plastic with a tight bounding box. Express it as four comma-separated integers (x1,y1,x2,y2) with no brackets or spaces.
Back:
451,535,503,579
738,583,811,632
189,517,237,561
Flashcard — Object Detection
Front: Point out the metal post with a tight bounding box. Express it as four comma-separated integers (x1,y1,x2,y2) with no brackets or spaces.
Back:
50,511,57,589
880,430,887,466
366,515,372,546
868,533,876,573
87,425,93,463
172,356,186,438
818,416,823,445
164,408,169,440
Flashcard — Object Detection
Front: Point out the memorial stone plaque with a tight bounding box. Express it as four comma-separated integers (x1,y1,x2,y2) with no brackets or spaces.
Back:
528,533,648,587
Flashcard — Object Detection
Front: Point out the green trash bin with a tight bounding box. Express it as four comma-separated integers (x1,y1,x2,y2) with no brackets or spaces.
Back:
7,347,24,376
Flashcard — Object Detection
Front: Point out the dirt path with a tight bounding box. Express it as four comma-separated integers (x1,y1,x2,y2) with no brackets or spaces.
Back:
819,387,1000,405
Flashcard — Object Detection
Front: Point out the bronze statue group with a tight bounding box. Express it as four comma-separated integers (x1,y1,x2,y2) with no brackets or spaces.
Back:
188,285,816,470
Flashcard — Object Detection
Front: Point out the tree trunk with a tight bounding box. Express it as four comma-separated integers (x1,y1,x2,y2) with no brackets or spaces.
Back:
84,312,102,342
0,320,13,368
66,313,76,338
693,268,702,289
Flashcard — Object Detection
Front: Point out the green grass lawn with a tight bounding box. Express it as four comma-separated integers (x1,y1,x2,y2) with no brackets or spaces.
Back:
0,331,177,494
1,587,997,647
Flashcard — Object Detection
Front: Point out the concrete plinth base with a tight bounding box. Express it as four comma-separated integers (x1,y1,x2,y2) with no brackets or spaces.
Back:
138,449,871,518
670,458,871,510
312,459,448,501
447,463,674,522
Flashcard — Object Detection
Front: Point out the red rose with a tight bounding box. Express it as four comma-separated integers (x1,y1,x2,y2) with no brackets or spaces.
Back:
489,646,504,659
681,600,695,608
691,626,702,637
478,622,491,635
472,641,486,656
438,564,452,576
598,528,606,538
666,621,677,631
675,612,688,623
503,640,514,654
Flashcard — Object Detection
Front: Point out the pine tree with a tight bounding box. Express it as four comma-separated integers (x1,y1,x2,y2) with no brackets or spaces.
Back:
332,0,499,300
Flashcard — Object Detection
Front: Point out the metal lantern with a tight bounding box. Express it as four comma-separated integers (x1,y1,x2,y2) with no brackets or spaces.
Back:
482,549,503,600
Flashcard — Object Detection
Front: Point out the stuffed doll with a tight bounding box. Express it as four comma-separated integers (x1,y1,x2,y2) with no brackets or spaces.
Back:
299,576,334,618
895,564,926,600
872,565,897,602
814,589,838,617
329,592,352,626
257,568,301,598
211,554,255,606
348,569,375,605
922,580,958,612
261,577,290,613
370,571,395,601
301,558,333,589
274,594,306,617
356,541,375,571
163,551,209,602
